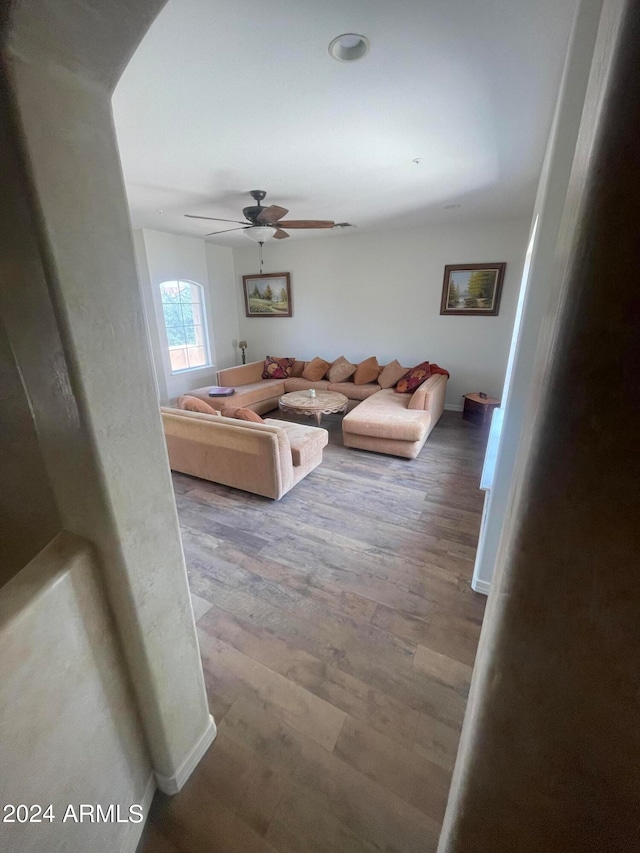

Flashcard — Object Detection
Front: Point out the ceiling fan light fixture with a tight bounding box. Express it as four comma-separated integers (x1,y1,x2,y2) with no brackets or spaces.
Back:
328,33,370,62
244,226,275,243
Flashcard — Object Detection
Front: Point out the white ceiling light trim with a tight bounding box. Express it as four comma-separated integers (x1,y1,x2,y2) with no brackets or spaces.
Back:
328,33,370,62
244,226,275,243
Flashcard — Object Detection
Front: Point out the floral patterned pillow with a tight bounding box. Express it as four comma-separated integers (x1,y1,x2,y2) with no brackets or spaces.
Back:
395,361,431,393
262,356,296,380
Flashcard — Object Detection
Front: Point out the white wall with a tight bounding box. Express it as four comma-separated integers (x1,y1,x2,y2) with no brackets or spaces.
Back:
134,228,238,403
0,533,153,853
470,0,603,593
233,220,529,407
0,322,61,584
4,8,215,803
206,242,240,371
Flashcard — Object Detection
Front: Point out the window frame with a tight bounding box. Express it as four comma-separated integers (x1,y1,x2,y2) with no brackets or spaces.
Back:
158,279,213,375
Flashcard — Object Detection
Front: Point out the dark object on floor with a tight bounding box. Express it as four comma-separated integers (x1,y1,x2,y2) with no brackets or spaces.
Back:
462,392,500,427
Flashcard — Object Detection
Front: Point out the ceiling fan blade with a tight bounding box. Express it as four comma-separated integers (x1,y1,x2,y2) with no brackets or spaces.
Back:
185,214,248,224
273,229,289,239
256,205,289,224
205,226,250,237
276,220,335,229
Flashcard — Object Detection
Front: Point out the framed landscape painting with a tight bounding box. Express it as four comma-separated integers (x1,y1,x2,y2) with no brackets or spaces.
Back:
440,263,506,316
243,272,292,317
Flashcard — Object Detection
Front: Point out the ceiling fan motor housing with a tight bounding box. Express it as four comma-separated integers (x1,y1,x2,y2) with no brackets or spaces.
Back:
243,190,268,224
242,205,265,224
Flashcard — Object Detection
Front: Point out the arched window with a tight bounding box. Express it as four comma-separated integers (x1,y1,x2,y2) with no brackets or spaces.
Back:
159,280,211,373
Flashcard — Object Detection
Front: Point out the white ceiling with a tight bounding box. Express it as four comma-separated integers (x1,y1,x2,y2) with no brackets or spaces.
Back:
113,0,577,246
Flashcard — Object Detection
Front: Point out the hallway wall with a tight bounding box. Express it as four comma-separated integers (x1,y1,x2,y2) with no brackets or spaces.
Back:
0,534,153,853
1,3,216,842
440,1,640,848
0,321,61,585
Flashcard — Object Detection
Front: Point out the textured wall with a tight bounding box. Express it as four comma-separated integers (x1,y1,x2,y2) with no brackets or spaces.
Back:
2,0,214,802
439,1,640,849
0,533,153,853
0,322,61,586
471,0,603,591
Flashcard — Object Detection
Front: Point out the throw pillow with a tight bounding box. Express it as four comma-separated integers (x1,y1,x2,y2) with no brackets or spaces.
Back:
290,360,305,378
395,361,432,393
220,406,265,423
327,355,357,384
302,357,330,381
177,395,220,415
262,356,295,380
378,359,408,389
353,356,381,386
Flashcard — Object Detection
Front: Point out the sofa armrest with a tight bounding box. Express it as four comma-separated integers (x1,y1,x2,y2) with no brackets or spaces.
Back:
407,373,447,420
217,360,264,387
264,419,328,467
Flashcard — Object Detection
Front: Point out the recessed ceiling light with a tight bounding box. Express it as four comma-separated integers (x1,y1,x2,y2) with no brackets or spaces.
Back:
328,33,370,62
156,208,164,213
444,203,462,209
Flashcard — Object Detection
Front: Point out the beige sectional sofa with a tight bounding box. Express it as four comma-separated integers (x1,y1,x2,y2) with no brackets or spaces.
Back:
161,406,328,500
189,358,447,459
190,360,388,415
342,378,446,458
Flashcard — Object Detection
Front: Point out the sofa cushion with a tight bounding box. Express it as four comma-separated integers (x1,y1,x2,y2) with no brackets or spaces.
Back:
302,357,330,381
327,355,357,384
191,379,285,410
327,382,380,400
221,406,265,423
217,361,264,387
284,377,331,392
265,419,329,467
177,395,220,415
396,361,431,394
378,360,408,389
262,356,296,379
342,389,431,442
354,356,381,385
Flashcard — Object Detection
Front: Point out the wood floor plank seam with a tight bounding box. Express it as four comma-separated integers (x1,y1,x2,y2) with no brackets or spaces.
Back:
220,694,443,853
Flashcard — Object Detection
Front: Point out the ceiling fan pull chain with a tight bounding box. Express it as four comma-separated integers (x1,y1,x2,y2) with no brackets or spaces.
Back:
259,241,264,273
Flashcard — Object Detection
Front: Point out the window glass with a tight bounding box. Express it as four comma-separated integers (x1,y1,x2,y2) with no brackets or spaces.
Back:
159,280,211,372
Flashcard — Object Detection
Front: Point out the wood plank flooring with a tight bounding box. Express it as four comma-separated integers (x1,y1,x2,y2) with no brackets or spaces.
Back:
138,411,488,853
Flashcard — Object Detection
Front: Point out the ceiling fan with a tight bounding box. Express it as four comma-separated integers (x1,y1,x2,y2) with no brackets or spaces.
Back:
185,190,351,241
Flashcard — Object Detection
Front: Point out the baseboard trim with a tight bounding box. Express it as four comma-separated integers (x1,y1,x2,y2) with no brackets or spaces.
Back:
444,404,464,412
122,772,156,853
155,714,217,795
472,578,491,595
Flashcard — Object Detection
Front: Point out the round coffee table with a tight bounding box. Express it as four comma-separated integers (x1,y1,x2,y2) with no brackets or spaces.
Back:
279,390,348,427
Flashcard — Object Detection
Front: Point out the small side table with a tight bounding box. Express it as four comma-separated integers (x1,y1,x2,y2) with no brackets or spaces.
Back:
462,393,501,427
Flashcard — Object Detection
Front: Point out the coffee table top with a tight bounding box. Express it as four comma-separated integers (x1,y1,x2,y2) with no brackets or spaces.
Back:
279,390,348,414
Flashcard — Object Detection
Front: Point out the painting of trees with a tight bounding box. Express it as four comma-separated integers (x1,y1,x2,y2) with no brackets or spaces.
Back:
447,281,460,308
243,273,292,317
464,269,496,307
440,264,505,316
